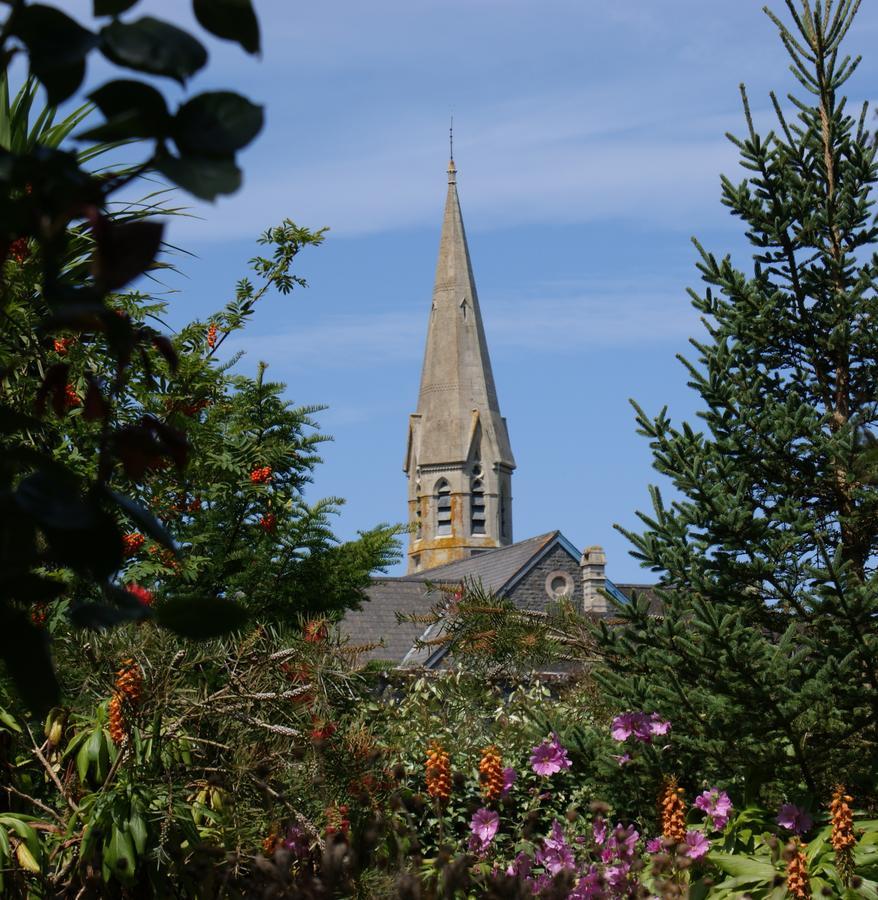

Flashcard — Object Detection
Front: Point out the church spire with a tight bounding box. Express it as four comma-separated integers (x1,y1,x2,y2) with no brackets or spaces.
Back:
404,156,515,574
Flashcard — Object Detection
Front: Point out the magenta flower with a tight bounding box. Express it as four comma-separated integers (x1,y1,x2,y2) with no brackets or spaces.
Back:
592,816,607,846
601,823,639,865
684,830,711,860
535,820,576,875
610,752,632,767
501,766,516,796
611,711,671,743
529,733,571,776
645,837,663,853
570,867,604,898
694,787,734,830
505,851,532,878
469,808,499,845
777,803,814,835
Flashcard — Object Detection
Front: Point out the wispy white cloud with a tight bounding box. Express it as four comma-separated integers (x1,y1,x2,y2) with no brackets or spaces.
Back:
223,274,700,376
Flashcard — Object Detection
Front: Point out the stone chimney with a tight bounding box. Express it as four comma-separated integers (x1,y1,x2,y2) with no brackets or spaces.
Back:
580,545,607,614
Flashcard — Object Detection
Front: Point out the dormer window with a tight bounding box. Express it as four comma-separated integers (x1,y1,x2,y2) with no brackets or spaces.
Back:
436,479,452,535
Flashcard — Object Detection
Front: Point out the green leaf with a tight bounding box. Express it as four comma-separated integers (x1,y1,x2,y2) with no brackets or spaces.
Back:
128,813,147,855
155,152,241,201
100,17,207,83
0,608,59,715
172,91,263,157
108,826,136,883
193,0,260,54
156,596,248,639
82,78,170,141
708,851,777,882
94,0,140,14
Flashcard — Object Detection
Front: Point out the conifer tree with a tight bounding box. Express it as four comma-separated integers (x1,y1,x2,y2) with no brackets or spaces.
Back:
595,0,878,797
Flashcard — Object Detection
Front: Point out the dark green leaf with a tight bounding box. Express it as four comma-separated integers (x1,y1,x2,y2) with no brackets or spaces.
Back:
0,405,45,436
106,489,178,554
42,509,124,578
172,91,263,157
94,0,140,14
155,152,241,201
100,17,207,83
0,608,60,715
0,574,66,602
156,596,248,639
12,6,97,104
92,218,164,291
70,602,149,629
81,79,170,141
193,0,260,55
14,470,97,530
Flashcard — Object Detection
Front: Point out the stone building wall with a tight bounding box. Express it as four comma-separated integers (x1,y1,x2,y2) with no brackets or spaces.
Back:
506,544,581,613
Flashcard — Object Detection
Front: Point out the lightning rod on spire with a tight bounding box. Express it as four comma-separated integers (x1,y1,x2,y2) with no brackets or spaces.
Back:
449,116,454,162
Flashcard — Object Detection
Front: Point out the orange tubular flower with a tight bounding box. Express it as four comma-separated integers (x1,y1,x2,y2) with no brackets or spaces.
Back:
830,785,856,886
479,746,504,802
115,659,143,706
108,693,126,745
786,839,810,899
659,776,687,844
425,743,452,802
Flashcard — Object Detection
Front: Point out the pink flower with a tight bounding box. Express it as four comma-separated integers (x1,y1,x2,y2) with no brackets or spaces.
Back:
694,788,734,830
777,803,813,835
593,816,607,846
535,820,576,875
529,733,571,776
469,808,499,849
501,766,516,796
645,837,663,853
611,752,632,767
684,830,711,860
610,711,671,743
570,867,604,898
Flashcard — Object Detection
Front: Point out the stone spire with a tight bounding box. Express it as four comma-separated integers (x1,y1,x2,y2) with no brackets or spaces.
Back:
404,158,515,573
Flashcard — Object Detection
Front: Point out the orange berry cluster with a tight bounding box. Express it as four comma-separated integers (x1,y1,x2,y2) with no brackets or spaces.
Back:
785,839,810,899
108,659,144,746
659,776,687,843
53,336,75,355
9,236,29,264
108,693,126,745
250,465,272,484
259,513,277,532
115,659,144,704
425,743,452,802
830,785,856,886
30,601,49,627
122,532,145,556
479,746,504,802
207,323,217,348
64,384,80,409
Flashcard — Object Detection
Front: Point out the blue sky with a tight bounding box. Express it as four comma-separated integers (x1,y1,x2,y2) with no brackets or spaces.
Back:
60,1,878,582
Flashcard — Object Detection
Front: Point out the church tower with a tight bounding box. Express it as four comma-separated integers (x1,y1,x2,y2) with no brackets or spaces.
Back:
404,157,516,574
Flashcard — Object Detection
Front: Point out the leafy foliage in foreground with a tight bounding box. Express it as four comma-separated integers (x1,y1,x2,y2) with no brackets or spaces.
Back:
0,0,267,712
592,0,878,796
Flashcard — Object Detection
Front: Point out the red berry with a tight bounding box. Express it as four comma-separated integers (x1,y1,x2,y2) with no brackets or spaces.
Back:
207,324,217,349
126,584,153,607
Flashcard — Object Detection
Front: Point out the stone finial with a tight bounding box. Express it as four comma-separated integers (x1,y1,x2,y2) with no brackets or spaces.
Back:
580,545,607,614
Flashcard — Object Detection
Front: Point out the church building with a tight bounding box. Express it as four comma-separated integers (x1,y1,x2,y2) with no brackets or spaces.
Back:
341,156,656,667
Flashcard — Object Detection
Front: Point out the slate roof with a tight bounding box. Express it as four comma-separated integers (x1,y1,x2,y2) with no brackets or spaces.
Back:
404,531,559,593
338,534,662,666
340,578,438,665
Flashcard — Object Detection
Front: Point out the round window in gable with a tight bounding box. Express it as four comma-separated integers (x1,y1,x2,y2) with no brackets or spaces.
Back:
545,570,574,600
